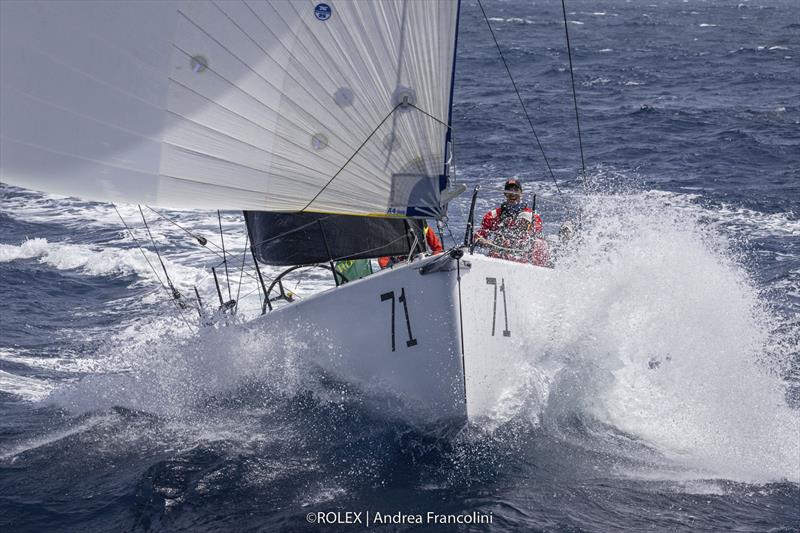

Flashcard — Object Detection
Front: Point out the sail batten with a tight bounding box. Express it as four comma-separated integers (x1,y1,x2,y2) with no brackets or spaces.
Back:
1,0,459,217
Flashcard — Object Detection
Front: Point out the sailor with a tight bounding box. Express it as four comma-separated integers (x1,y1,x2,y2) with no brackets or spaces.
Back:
378,223,443,269
422,224,444,253
474,178,549,266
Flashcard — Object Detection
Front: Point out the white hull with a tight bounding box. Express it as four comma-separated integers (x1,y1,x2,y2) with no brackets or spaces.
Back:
257,251,553,424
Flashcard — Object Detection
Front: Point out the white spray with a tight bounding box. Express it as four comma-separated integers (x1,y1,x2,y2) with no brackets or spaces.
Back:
506,191,798,483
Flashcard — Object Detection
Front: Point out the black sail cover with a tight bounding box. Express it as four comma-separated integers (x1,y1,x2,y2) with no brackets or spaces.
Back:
244,212,427,266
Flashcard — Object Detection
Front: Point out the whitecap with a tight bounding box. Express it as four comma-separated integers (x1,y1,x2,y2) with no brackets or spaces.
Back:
0,413,115,459
0,237,208,289
0,369,53,402
0,349,111,375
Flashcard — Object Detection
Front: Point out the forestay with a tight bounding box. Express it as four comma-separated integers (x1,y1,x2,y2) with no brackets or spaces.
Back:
0,0,459,217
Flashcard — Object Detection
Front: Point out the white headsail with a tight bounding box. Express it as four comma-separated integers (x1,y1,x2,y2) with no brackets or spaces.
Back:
0,0,459,216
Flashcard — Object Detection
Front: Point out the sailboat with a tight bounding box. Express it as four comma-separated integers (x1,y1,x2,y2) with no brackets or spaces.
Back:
0,1,557,425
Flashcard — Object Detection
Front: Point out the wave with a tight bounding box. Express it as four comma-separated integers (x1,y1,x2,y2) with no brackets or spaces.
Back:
487,16,533,25
0,234,281,320
729,45,793,54
1,186,250,251
0,369,52,402
0,237,205,286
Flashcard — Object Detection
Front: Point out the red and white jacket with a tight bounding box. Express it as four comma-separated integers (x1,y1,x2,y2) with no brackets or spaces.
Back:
475,205,549,266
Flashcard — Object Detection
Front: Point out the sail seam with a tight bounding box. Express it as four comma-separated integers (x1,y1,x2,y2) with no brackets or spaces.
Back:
237,0,384,160
162,104,336,182
301,102,402,213
156,170,286,200
302,102,452,213
174,9,380,168
0,135,163,179
169,42,381,187
0,22,170,109
238,1,452,195
0,84,166,149
382,0,410,171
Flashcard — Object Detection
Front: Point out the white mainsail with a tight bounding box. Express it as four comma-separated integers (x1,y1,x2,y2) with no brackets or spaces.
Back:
0,0,459,216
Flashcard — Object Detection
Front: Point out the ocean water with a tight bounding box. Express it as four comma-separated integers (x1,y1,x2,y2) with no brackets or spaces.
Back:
1,0,799,531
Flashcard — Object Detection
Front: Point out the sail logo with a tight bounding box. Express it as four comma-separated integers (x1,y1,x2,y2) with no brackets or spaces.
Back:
314,3,332,21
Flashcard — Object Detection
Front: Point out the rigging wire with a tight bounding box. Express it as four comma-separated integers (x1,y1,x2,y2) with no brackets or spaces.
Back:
144,205,263,287
235,285,263,306
302,102,403,212
113,205,196,333
138,205,182,302
113,205,166,289
217,210,232,301
300,99,460,245
144,205,209,248
476,0,561,195
561,0,588,191
443,220,459,249
235,232,250,308
338,232,411,262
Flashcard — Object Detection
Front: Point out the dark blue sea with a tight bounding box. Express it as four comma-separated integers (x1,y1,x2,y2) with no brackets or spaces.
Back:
1,0,798,531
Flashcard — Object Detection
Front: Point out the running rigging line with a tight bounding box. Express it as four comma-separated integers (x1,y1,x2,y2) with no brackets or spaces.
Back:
235,232,249,309
138,205,182,303
143,205,263,288
301,102,402,212
561,0,588,190
144,205,208,247
217,210,232,301
113,205,196,333
113,205,166,290
476,0,561,195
